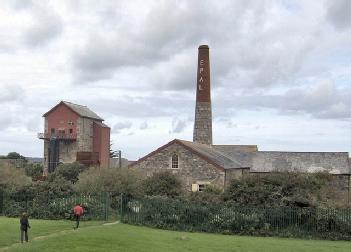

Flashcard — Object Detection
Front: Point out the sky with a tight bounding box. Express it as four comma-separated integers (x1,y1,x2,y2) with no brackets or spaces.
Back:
0,0,351,161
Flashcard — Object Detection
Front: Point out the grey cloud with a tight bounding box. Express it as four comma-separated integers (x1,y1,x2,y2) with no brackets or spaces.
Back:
170,118,188,134
0,113,13,130
11,0,33,10
83,94,194,118
72,1,279,86
326,0,351,30
0,85,24,103
24,8,63,47
150,51,196,90
217,81,351,119
112,121,132,134
73,34,170,83
0,41,16,54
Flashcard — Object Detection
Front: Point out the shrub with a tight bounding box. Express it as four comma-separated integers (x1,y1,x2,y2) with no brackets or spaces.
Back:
142,171,183,198
75,167,142,197
54,162,87,183
25,163,43,180
224,172,331,207
186,184,223,204
0,166,32,192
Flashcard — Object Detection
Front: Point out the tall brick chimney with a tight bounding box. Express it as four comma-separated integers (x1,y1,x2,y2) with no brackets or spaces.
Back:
193,45,212,145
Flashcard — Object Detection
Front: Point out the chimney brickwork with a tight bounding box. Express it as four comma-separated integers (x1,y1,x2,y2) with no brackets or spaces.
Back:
193,45,212,145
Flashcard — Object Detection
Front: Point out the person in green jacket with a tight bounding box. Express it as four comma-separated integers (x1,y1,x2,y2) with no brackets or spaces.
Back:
20,212,31,243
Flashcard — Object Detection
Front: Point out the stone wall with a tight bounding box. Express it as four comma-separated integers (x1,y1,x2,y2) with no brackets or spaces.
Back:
251,152,350,174
224,168,249,186
132,142,224,190
58,141,77,163
77,117,93,152
327,175,351,205
193,102,212,145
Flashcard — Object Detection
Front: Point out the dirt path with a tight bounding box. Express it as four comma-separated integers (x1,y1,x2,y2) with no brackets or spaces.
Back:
0,221,120,251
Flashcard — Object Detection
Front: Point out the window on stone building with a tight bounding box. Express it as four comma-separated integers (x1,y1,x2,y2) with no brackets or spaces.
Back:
198,184,206,192
69,128,73,134
51,128,55,134
192,183,209,192
171,154,179,169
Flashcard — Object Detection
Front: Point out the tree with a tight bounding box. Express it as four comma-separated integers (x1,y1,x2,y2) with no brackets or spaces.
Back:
74,167,142,197
109,143,119,158
224,172,331,207
25,163,43,180
54,162,87,183
142,171,183,198
6,152,27,161
0,166,32,192
187,184,223,204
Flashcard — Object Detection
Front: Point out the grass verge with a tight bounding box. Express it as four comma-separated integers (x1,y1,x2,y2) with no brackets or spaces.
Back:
0,217,350,252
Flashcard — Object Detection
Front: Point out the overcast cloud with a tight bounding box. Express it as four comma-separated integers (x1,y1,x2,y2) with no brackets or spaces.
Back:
0,0,350,159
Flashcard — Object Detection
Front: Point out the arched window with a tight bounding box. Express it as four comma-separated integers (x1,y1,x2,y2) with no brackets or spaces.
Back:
171,154,179,169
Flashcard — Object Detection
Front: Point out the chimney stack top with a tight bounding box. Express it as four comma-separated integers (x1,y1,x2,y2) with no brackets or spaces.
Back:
198,45,209,49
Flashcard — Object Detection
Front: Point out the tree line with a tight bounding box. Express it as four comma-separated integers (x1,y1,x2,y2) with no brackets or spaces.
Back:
0,153,347,208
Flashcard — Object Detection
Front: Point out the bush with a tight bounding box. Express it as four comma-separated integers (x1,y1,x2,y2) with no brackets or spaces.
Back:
186,184,223,204
224,172,331,207
142,171,183,198
25,163,43,180
75,167,142,198
54,162,87,183
0,166,32,192
121,195,351,240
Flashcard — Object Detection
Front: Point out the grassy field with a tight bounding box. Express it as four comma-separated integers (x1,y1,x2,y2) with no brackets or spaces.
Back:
1,217,351,252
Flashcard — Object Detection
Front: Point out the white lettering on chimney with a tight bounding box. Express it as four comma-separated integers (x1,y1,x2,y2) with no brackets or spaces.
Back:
199,67,204,74
200,59,204,65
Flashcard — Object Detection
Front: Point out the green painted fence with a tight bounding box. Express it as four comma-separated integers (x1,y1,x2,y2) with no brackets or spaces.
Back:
120,196,351,240
2,191,350,240
0,191,113,220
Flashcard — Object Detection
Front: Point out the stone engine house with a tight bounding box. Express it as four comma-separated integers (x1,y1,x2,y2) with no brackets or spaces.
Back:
130,45,351,200
38,101,110,174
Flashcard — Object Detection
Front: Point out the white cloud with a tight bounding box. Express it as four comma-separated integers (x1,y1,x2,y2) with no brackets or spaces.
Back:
139,121,148,130
0,0,350,159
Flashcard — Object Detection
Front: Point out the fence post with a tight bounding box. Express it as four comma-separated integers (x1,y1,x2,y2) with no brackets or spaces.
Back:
104,192,109,221
0,190,3,215
120,193,124,220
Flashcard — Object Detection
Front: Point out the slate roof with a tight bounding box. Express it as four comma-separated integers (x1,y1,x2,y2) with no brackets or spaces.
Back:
43,101,104,121
130,139,350,175
212,145,257,168
249,151,351,175
94,121,110,128
130,139,247,170
62,101,104,121
178,140,244,169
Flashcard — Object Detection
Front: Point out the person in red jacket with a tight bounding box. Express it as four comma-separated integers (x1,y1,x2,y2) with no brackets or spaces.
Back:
73,203,84,229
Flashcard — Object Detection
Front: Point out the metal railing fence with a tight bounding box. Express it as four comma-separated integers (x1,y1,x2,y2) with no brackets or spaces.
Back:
120,195,351,240
0,191,113,220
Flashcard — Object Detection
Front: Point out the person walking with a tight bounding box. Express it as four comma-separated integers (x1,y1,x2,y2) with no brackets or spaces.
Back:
20,213,30,243
73,203,84,229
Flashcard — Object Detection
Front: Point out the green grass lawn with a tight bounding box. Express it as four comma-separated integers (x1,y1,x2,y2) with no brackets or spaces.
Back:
1,217,351,252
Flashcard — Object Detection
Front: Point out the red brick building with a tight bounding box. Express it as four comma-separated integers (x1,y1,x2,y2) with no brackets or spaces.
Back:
38,101,110,174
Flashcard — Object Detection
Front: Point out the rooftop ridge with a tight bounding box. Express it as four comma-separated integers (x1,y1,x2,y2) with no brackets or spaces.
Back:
62,100,88,108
